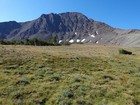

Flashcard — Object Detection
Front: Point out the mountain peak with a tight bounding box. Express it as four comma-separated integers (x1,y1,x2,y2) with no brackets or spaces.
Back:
40,13,57,17
59,12,89,19
0,12,140,46
60,12,84,15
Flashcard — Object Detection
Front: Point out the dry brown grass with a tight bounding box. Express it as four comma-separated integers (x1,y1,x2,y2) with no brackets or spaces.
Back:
1,44,140,60
0,44,140,105
0,44,122,57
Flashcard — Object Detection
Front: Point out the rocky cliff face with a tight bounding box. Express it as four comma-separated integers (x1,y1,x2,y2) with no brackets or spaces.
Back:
0,12,140,46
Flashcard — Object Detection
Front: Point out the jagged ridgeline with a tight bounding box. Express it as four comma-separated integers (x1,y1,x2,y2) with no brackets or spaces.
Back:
0,12,140,46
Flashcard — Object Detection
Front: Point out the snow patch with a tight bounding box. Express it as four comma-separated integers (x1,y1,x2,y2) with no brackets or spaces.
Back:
91,35,95,38
89,34,95,38
59,40,62,43
69,39,74,43
75,32,77,35
96,41,99,44
81,39,85,42
95,31,99,35
77,39,80,43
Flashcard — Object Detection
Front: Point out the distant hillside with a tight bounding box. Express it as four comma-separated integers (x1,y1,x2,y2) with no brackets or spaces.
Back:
0,12,140,46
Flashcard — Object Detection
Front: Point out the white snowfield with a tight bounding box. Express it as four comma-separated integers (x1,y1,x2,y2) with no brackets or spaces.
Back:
69,39,74,43
76,39,80,42
75,32,77,35
59,40,62,43
89,34,95,38
95,31,99,35
81,39,85,42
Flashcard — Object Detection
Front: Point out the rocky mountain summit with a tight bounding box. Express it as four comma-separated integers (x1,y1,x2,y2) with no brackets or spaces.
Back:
0,12,140,46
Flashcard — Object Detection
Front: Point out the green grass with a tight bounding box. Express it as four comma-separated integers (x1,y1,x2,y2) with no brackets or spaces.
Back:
0,45,140,105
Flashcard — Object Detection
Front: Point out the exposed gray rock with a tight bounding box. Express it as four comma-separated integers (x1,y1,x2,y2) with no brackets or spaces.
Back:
0,12,140,47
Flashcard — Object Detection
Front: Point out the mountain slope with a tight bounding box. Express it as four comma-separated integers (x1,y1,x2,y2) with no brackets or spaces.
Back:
0,12,140,46
0,21,21,39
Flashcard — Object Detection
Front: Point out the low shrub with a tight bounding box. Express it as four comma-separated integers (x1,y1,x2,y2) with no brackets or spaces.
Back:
11,91,23,99
49,74,61,81
5,65,18,69
62,89,74,98
16,77,30,86
119,49,132,55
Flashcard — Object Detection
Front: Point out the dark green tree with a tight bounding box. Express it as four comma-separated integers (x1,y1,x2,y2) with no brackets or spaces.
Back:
48,35,58,45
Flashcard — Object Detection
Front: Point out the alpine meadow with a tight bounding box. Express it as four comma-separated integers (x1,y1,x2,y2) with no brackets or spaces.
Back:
0,0,140,105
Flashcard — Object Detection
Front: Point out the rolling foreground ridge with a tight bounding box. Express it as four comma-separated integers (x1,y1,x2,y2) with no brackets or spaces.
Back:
0,44,140,104
0,12,140,47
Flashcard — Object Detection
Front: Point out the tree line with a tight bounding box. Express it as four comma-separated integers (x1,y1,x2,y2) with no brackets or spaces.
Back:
0,36,71,46
0,37,59,46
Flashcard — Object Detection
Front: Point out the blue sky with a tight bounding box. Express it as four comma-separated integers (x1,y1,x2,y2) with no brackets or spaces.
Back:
0,0,140,29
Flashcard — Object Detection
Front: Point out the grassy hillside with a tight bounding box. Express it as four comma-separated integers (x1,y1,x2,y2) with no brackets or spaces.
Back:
0,44,140,105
